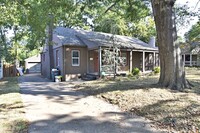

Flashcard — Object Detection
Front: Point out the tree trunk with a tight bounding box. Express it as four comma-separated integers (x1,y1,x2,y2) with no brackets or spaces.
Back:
13,26,19,67
151,0,189,90
48,14,54,79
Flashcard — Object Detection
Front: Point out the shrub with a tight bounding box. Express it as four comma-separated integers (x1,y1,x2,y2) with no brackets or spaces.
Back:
132,67,140,76
154,67,160,74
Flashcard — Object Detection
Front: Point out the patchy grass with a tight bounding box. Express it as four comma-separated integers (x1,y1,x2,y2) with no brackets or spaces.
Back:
0,77,28,133
75,68,200,132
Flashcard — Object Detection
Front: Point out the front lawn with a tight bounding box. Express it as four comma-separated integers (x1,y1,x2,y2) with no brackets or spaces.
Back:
75,67,200,132
0,77,28,133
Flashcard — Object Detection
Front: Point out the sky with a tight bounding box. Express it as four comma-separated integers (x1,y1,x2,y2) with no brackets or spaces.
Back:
176,0,199,37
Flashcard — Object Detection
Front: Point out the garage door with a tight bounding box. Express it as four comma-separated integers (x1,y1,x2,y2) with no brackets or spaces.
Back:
28,62,41,73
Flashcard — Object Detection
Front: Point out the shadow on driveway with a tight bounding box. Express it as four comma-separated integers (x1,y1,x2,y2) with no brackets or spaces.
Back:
19,73,162,133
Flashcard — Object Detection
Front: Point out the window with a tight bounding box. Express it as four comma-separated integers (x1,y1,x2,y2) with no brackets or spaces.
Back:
56,50,59,66
72,50,80,66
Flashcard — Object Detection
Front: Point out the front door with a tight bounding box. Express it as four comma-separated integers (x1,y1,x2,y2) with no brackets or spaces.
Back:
94,51,99,72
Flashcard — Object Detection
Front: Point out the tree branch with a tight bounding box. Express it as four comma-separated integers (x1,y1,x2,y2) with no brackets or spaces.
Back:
194,0,200,10
104,0,119,13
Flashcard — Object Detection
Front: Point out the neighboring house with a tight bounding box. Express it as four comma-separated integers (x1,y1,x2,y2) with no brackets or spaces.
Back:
0,59,3,79
181,43,200,67
25,54,41,73
41,27,159,81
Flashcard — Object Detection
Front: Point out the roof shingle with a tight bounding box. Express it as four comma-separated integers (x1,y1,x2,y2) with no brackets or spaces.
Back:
53,27,158,51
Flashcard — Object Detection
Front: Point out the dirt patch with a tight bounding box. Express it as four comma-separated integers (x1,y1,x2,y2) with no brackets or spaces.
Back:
75,68,200,132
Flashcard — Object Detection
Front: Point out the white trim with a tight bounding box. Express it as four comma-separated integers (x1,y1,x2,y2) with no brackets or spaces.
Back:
129,51,132,72
98,47,102,75
142,51,145,72
71,50,80,66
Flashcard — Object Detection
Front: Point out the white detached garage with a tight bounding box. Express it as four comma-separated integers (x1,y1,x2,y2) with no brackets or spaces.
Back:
25,54,41,73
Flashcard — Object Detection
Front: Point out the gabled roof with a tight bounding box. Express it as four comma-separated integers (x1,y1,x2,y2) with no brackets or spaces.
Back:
53,27,158,51
181,42,200,54
25,54,41,62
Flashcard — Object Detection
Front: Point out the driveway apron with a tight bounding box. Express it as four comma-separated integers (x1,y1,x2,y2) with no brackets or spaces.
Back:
19,74,161,133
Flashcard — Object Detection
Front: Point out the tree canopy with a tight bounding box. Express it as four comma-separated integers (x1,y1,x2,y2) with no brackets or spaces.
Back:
185,21,200,42
0,0,157,63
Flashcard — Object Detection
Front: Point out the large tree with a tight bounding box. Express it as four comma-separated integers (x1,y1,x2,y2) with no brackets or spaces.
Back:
151,0,189,90
0,0,195,88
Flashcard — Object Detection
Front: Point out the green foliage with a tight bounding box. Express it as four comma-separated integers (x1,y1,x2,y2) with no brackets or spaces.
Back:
0,0,198,63
185,21,200,42
0,0,155,62
132,67,140,76
153,67,160,74
93,0,155,42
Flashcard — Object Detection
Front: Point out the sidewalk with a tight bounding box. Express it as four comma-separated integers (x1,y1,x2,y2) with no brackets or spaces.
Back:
19,74,162,133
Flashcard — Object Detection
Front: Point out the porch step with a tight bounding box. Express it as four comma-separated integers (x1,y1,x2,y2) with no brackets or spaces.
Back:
81,73,98,81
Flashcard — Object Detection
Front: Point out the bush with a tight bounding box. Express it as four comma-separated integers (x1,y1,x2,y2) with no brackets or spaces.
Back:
132,67,140,76
154,67,160,74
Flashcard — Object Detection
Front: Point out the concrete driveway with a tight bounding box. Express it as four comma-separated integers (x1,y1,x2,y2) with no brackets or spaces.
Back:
19,74,162,133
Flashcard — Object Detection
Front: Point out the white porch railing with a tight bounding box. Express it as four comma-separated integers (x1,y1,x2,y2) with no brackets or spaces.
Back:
184,61,197,66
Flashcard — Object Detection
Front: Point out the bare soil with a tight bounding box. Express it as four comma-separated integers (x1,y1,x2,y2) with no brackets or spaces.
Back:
75,67,200,132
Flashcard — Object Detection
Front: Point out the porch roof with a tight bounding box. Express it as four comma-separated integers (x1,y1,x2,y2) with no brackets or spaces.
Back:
53,27,158,51
181,42,200,55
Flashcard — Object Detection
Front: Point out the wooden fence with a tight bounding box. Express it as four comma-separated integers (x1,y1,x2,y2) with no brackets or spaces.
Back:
3,64,17,77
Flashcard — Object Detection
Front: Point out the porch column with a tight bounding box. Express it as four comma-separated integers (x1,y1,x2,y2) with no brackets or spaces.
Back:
98,46,102,76
183,54,185,66
153,52,156,69
142,51,145,72
129,50,133,72
190,54,192,66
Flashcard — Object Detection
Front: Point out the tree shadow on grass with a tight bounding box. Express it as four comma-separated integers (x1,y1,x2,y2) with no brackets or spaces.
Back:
131,99,200,132
74,79,161,96
0,77,19,95
0,101,23,110
187,80,200,94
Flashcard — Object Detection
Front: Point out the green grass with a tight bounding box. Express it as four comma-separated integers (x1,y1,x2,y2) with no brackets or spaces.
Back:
75,68,200,132
0,77,28,133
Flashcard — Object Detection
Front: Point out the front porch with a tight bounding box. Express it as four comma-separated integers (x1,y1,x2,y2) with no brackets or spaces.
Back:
182,54,198,67
87,47,159,76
